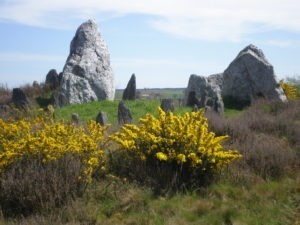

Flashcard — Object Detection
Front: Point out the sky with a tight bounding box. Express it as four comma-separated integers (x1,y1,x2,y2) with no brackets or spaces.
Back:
0,0,300,89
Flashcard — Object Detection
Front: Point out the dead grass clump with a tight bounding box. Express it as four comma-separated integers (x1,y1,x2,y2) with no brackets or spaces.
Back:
0,84,12,105
207,99,300,180
0,154,86,217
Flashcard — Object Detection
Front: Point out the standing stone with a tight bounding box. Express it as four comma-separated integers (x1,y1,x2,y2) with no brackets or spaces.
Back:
45,69,59,90
12,88,29,108
0,104,9,112
160,99,175,112
96,111,109,126
184,74,224,114
222,44,286,107
122,74,136,100
186,91,201,108
71,113,80,125
118,101,132,125
56,19,115,106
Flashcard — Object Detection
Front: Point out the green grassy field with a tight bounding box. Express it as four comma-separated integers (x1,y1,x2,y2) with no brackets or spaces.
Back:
55,99,192,125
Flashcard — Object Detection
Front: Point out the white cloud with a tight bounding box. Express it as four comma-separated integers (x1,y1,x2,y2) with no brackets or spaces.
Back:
266,39,300,48
0,0,300,40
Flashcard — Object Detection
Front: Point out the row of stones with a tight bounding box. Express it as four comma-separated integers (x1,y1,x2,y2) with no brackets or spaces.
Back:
70,99,176,126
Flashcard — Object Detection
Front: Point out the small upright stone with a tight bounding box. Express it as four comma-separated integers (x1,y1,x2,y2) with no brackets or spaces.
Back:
122,74,136,100
71,113,79,125
47,105,55,119
118,101,132,125
160,99,174,112
12,88,29,108
96,111,109,126
45,69,59,90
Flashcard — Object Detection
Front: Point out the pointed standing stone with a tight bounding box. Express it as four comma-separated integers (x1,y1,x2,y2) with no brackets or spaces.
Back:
96,111,109,126
118,101,132,125
160,99,175,112
122,74,136,100
56,19,115,106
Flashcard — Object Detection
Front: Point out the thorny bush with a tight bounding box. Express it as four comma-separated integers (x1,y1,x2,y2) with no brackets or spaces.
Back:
111,108,241,192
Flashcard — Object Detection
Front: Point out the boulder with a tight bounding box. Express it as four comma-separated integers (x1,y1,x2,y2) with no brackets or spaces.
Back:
12,88,29,108
122,74,136,100
71,113,79,125
160,99,175,112
184,74,224,114
45,69,59,90
118,101,132,125
56,19,115,106
96,111,109,126
222,44,286,107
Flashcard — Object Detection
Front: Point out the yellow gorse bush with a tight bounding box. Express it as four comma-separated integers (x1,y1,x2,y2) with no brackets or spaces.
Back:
112,108,241,173
0,114,107,183
280,80,297,100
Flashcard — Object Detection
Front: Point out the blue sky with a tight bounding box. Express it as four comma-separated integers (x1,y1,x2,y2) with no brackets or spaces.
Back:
0,0,300,89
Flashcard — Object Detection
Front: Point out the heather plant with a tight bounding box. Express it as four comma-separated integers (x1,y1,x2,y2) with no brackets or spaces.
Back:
0,111,107,215
111,108,241,192
0,84,11,105
208,99,300,180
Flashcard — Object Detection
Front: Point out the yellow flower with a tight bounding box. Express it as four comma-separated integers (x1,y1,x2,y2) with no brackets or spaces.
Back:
156,152,168,161
176,154,186,163
111,107,242,173
280,80,297,100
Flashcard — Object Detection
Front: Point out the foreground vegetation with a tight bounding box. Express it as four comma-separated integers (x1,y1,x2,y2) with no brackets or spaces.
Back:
0,81,299,224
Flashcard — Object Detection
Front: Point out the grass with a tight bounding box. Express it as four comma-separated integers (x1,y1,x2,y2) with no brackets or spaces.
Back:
55,99,191,125
55,99,159,125
55,98,239,125
1,177,298,225
224,108,243,118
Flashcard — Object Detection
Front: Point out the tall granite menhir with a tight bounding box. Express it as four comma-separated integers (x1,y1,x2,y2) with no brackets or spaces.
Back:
56,19,115,106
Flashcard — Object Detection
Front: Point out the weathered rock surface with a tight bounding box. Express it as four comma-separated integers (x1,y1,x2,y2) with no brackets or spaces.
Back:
96,111,109,126
56,19,115,105
222,44,286,106
161,99,174,112
12,88,29,108
122,74,136,100
118,101,132,125
45,69,60,90
184,74,224,114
